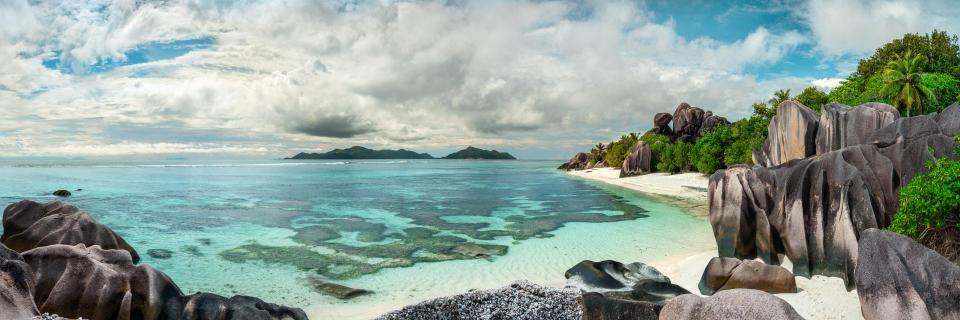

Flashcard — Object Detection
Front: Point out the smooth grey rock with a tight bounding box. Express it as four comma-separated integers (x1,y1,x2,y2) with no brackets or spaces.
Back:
753,101,819,167
659,289,804,320
375,280,582,320
816,103,898,155
698,257,796,295
558,152,594,171
855,229,960,320
620,141,652,178
0,243,40,319
565,260,687,304
2,200,141,263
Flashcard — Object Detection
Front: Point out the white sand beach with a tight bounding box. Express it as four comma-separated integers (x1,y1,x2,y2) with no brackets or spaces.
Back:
568,168,864,320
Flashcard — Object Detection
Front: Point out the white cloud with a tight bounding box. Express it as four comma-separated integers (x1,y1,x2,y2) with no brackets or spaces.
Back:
812,77,843,90
803,0,960,56
1,0,823,158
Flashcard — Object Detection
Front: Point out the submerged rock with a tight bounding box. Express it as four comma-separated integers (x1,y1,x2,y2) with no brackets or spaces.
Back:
148,248,174,259
0,243,40,319
308,277,373,300
620,141,652,178
698,257,796,295
753,101,819,167
564,260,687,303
375,280,582,320
855,229,960,320
2,200,140,263
451,243,493,258
51,190,71,197
659,289,804,320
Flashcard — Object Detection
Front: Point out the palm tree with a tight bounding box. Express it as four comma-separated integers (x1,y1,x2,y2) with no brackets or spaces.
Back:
881,51,935,117
594,143,606,158
768,89,791,107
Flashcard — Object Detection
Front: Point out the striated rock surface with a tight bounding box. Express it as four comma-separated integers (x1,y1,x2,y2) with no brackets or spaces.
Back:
0,243,40,319
21,243,307,320
753,101,820,167
558,152,594,171
2,200,140,263
659,289,804,320
816,103,899,155
672,103,706,137
709,104,960,288
648,113,674,135
375,280,582,320
855,229,960,320
698,257,796,295
564,260,687,303
620,142,653,178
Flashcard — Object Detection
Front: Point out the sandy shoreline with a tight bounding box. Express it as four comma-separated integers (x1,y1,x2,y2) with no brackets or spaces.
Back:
567,168,863,320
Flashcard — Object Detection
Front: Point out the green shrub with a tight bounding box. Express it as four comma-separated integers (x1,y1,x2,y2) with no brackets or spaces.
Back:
656,142,693,173
795,86,830,112
921,73,960,112
828,76,865,106
888,135,960,238
604,133,640,168
690,126,730,174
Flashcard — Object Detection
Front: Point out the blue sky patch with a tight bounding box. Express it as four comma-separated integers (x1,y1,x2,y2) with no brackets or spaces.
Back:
42,36,215,75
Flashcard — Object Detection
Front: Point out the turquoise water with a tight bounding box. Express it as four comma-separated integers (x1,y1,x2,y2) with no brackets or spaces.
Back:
0,160,714,316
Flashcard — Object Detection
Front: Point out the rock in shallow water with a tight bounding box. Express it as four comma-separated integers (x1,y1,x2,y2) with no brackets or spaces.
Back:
147,248,173,259
375,280,582,320
659,289,804,320
308,277,373,300
855,229,960,320
698,257,796,295
2,200,141,263
558,152,594,171
51,190,71,197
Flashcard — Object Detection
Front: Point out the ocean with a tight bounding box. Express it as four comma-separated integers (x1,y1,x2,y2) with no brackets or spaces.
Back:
0,159,714,318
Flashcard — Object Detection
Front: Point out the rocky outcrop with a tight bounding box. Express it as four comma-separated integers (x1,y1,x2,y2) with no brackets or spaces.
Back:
558,152,594,171
2,200,140,263
0,244,39,319
659,289,804,320
699,115,730,136
648,113,674,136
581,293,660,320
855,229,960,320
698,257,796,295
375,280,582,320
51,190,71,197
564,260,688,303
709,104,960,289
21,243,307,320
620,142,653,178
753,101,820,167
672,103,706,137
815,103,899,155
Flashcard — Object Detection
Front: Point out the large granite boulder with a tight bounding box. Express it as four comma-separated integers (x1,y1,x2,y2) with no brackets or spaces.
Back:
855,229,960,320
699,115,730,136
0,243,40,319
581,293,660,320
620,142,653,178
753,101,819,167
21,243,307,320
815,103,899,155
648,113,674,136
709,104,960,289
376,280,582,320
2,200,140,263
564,260,688,303
698,257,796,295
672,103,706,137
558,152,594,171
659,289,804,320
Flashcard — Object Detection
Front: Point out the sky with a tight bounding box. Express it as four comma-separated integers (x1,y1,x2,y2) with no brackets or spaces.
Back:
1,0,959,160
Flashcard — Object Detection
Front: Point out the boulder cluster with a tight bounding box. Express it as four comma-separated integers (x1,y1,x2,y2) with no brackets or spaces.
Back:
559,102,729,177
0,200,308,320
710,102,959,288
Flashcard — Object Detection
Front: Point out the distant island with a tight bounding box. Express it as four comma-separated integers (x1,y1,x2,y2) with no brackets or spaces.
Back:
442,147,516,160
287,146,516,160
287,146,434,159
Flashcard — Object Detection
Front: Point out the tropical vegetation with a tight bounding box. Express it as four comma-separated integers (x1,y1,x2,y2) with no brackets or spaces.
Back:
888,135,960,238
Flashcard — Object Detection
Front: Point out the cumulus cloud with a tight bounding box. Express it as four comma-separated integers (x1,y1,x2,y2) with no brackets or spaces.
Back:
803,0,960,56
0,0,885,158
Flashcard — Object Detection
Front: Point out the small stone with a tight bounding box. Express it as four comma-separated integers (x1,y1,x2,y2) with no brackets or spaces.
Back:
52,190,71,197
308,277,372,300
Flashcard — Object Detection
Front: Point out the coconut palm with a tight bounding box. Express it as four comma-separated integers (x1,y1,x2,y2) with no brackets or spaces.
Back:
593,143,606,159
768,89,791,107
881,51,936,117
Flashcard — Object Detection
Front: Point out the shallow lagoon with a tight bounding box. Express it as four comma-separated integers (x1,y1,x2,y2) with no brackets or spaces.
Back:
0,160,714,318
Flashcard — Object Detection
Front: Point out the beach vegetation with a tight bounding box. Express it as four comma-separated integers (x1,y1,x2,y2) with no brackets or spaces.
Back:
888,135,960,238
920,73,960,112
604,133,640,168
881,51,936,116
656,141,693,173
795,86,830,112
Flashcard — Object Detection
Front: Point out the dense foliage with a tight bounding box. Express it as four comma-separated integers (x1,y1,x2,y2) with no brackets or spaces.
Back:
921,73,960,112
881,51,936,117
604,133,639,168
656,142,693,173
795,87,830,112
856,30,960,80
888,135,960,238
